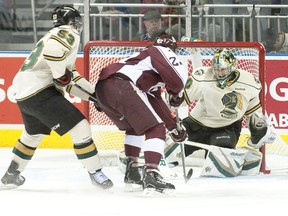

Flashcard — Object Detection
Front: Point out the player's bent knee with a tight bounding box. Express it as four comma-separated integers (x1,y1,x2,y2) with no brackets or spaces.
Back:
69,119,92,144
20,130,45,148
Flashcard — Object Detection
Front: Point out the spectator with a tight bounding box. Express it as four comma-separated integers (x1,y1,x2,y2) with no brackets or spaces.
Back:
143,10,163,40
140,0,184,40
162,0,185,39
271,31,288,53
134,10,163,40
0,0,20,31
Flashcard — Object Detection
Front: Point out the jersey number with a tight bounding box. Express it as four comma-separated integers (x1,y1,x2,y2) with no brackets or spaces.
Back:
57,30,75,46
20,30,75,72
20,41,44,71
169,56,182,66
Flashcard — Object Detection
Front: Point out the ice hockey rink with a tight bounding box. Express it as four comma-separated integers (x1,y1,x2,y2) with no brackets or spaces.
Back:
0,147,287,216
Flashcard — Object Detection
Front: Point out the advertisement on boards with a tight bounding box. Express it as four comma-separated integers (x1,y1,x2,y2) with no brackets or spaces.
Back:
0,53,287,131
0,53,84,124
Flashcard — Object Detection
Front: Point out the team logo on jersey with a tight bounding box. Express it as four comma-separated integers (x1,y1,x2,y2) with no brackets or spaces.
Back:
220,91,243,119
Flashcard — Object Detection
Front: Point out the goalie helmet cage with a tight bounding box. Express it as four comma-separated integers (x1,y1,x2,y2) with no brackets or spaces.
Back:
83,40,269,174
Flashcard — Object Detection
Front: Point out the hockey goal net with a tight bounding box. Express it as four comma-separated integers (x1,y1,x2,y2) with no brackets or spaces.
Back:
84,41,287,173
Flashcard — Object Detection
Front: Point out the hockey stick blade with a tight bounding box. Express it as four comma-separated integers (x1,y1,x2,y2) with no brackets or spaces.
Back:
185,168,193,183
174,109,189,183
168,161,179,168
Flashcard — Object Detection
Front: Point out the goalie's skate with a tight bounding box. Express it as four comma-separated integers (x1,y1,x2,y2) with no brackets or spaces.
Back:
124,160,144,191
142,169,175,194
1,161,25,187
89,169,113,190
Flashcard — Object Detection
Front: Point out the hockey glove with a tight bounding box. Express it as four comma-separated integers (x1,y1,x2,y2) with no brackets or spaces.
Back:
53,69,73,87
247,113,276,149
89,92,102,112
169,94,184,107
169,125,187,142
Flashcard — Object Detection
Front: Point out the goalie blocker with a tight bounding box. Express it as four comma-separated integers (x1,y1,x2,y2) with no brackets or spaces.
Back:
247,112,277,149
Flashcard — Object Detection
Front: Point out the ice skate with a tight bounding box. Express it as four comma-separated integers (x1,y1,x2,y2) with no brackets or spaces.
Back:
142,169,175,194
1,161,25,187
124,160,144,191
89,169,113,190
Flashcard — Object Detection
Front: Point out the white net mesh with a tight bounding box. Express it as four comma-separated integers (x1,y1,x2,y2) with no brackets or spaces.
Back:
86,41,264,152
86,41,288,172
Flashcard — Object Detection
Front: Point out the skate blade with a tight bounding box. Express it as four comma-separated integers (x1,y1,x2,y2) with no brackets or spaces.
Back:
91,182,114,192
161,188,175,194
124,183,143,192
0,183,21,190
143,187,156,195
143,187,175,195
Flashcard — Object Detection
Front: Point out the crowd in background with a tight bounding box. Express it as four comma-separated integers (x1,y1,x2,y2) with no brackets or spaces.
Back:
1,0,288,52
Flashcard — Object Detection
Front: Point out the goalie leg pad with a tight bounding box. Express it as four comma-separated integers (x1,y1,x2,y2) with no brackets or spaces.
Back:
200,146,248,177
239,147,262,176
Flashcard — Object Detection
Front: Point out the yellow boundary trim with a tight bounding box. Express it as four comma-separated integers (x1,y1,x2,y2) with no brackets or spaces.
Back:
1,129,287,149
0,129,73,149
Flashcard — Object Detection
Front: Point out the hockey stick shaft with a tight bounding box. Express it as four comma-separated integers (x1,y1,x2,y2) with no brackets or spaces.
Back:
71,82,97,102
184,140,212,151
175,108,193,182
175,108,182,131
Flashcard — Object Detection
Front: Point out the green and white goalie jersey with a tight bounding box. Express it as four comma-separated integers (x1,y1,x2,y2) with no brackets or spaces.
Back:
184,67,262,128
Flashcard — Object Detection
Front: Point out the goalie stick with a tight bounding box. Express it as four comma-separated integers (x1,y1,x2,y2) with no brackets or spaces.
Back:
175,108,193,183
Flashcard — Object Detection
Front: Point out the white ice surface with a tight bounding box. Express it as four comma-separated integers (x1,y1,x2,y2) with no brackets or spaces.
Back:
0,148,288,216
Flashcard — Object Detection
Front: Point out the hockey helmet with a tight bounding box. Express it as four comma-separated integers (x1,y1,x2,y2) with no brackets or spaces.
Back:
212,49,237,88
52,5,82,33
154,34,178,52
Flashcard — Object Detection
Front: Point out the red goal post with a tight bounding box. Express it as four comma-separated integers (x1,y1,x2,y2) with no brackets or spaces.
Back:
83,41,268,172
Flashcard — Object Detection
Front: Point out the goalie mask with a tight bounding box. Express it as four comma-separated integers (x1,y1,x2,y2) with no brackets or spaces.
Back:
52,5,83,33
212,49,237,88
154,34,178,52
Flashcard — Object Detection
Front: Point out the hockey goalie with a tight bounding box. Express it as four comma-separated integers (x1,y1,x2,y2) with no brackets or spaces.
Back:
165,48,277,177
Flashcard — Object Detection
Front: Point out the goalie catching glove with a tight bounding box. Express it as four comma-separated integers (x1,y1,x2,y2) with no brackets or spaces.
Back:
247,113,277,149
169,123,187,142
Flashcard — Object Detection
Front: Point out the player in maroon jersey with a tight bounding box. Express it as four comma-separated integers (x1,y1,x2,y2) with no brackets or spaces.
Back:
94,34,187,194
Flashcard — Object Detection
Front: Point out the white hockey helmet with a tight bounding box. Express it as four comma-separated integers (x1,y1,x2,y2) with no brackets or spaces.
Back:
212,49,237,88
